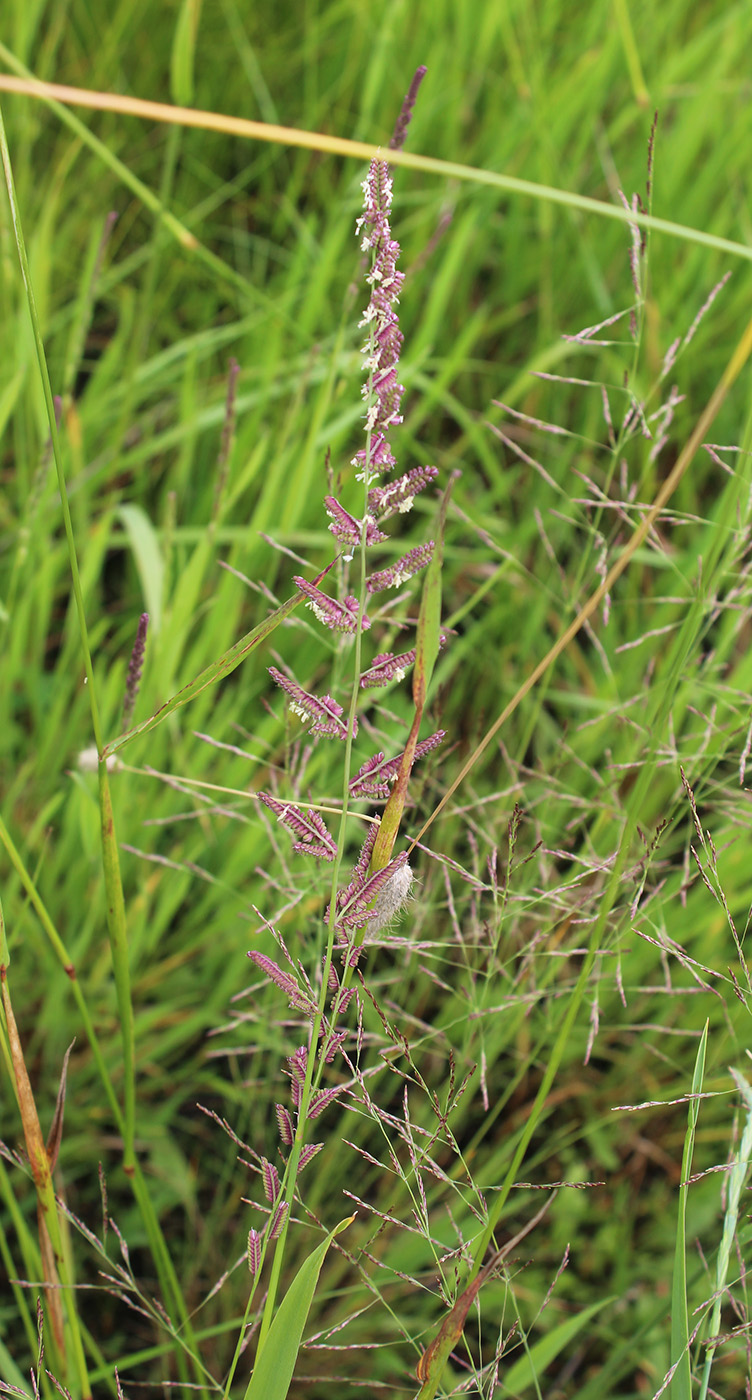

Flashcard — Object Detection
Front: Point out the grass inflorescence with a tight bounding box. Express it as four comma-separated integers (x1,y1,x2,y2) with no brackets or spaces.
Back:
2,5,752,1398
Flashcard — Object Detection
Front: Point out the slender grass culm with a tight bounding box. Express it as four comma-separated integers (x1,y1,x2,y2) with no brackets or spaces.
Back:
225,107,454,1398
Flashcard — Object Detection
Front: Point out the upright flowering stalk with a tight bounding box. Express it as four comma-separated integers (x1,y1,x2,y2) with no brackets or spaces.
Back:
248,152,444,1375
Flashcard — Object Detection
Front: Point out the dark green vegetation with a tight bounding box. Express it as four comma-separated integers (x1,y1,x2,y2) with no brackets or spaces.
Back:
1,2,752,1396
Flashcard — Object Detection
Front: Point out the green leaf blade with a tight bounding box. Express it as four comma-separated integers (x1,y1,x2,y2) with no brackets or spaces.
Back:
243,1216,354,1400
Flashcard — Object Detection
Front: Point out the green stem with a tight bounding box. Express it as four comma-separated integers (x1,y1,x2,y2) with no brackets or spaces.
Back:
233,258,379,1393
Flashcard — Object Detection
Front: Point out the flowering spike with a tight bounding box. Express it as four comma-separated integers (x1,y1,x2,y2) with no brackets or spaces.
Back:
308,1084,347,1120
352,159,405,480
349,731,446,797
366,542,434,593
286,1047,308,1106
247,1228,262,1276
294,576,371,633
248,951,316,1015
269,1201,288,1240
360,648,416,689
122,613,149,728
331,988,356,1017
298,1143,324,1172
326,821,381,931
389,66,428,152
258,792,338,861
325,496,388,548
275,1104,294,1147
368,465,438,520
261,1159,280,1204
322,1028,349,1062
268,667,356,741
351,822,380,883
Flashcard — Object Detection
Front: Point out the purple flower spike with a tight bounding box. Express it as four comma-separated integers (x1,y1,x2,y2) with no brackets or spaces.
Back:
122,613,149,729
248,951,316,1014
298,1143,323,1172
323,1027,349,1062
294,576,371,632
389,66,428,152
269,1201,288,1240
286,1046,308,1107
352,159,405,481
308,1084,347,1120
269,666,357,741
324,496,388,549
368,465,439,520
247,1228,262,1277
258,791,338,861
360,647,417,688
350,731,446,797
366,541,434,593
275,1104,294,1147
261,1158,280,1204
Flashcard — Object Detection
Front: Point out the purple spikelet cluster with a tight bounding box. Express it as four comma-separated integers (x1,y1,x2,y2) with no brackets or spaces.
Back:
247,1228,262,1277
352,161,405,479
268,666,357,742
122,613,149,729
368,465,439,519
325,495,388,550
360,647,417,688
293,576,370,633
349,731,446,797
366,541,435,593
257,791,338,861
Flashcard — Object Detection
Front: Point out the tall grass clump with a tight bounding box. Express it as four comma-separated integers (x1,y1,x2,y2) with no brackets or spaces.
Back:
2,10,752,1400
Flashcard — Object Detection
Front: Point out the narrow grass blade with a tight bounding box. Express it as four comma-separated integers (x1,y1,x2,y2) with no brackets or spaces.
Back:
170,0,202,107
0,74,751,263
243,1215,354,1400
117,504,165,635
696,1067,752,1400
670,1018,708,1400
0,967,90,1393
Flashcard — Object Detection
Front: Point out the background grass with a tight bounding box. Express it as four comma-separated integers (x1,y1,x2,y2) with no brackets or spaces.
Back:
2,1,752,1396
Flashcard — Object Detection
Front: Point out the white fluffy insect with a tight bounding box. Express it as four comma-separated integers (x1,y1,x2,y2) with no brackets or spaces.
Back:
368,860,415,934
